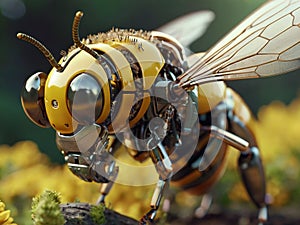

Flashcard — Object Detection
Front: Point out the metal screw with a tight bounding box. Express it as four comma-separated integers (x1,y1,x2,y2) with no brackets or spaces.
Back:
52,99,59,108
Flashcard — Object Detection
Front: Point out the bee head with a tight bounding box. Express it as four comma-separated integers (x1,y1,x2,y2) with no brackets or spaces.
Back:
19,11,110,134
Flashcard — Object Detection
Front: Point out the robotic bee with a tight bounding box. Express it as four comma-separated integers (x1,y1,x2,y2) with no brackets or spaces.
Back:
18,0,300,224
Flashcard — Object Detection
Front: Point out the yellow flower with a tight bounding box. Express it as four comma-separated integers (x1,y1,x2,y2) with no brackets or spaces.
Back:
0,201,17,225
0,141,100,204
0,141,48,170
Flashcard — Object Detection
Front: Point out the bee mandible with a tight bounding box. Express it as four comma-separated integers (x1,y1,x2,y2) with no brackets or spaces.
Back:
18,0,300,224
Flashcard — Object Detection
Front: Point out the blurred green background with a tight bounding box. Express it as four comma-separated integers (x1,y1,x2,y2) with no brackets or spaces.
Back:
0,0,299,162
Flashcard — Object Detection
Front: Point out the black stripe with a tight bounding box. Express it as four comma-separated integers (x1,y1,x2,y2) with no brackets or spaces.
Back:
181,146,226,190
94,49,120,82
171,132,209,181
112,44,147,122
112,45,143,80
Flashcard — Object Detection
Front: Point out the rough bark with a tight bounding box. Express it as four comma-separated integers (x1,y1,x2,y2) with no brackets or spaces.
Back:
60,203,300,225
60,203,139,225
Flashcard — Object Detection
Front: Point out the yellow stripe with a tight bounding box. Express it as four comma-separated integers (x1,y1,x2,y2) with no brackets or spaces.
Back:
116,37,165,89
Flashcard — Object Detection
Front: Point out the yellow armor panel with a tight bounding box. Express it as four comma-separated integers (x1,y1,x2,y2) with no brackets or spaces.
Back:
89,42,137,132
197,81,226,114
89,43,135,92
107,37,165,132
227,88,253,129
116,37,165,89
45,51,111,134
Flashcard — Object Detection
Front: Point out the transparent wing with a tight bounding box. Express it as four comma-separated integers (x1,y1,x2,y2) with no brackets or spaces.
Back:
178,0,300,87
157,11,215,47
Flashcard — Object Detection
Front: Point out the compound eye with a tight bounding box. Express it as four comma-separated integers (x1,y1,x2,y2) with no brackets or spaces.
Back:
67,73,103,124
21,72,50,128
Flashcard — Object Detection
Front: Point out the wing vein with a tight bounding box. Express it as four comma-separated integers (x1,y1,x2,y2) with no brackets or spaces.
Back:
178,0,300,87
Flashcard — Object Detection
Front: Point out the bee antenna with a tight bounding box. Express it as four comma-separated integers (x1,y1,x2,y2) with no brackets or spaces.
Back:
72,11,100,59
17,33,63,72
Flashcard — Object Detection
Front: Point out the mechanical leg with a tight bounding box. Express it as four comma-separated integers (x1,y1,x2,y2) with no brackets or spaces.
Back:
228,113,268,223
96,181,114,204
194,193,213,218
238,147,267,223
140,179,170,224
140,136,173,224
93,135,119,205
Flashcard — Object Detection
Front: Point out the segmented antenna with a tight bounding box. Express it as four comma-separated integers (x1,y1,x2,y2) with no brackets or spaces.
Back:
17,33,63,72
72,11,100,59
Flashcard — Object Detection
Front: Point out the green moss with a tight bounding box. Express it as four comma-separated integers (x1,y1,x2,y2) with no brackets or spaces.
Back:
90,204,106,224
31,190,65,225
